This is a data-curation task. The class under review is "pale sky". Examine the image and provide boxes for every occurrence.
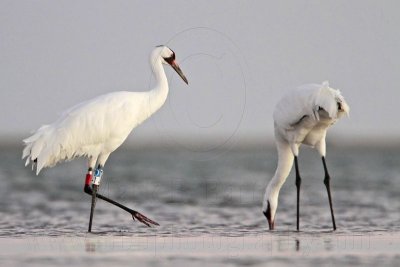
[1,1,399,148]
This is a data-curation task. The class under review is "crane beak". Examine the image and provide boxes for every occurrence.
[263,211,275,230]
[268,219,275,230]
[170,61,188,85]
[263,202,275,230]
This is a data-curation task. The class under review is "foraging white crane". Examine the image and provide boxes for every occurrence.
[22,45,188,232]
[262,81,349,231]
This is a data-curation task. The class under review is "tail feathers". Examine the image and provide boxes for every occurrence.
[22,125,81,175]
[22,125,50,170]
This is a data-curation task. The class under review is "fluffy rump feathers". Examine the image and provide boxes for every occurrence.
[273,81,349,130]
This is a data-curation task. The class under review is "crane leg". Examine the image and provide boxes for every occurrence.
[87,165,103,232]
[322,157,337,231]
[84,167,94,232]
[294,156,301,231]
[83,167,159,228]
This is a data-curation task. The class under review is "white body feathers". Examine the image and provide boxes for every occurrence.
[273,81,349,156]
[23,46,176,174]
[263,81,349,223]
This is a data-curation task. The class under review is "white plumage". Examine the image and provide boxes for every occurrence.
[262,81,349,230]
[273,81,349,156]
[23,45,188,174]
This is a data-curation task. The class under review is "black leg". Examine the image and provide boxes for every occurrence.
[83,169,159,228]
[84,167,94,232]
[88,165,102,232]
[294,156,301,231]
[322,157,337,231]
[88,184,98,232]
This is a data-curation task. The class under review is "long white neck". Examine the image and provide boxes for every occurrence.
[148,58,169,115]
[265,139,294,206]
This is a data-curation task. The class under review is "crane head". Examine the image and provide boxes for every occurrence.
[262,187,278,230]
[262,201,275,230]
[154,45,189,85]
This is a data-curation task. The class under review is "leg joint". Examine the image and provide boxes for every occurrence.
[324,175,330,186]
[295,176,302,187]
[84,184,92,194]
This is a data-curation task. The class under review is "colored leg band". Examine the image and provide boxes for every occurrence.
[92,169,103,186]
[85,173,92,186]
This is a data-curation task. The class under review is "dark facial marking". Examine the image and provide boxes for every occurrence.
[337,102,342,110]
[263,201,272,221]
[163,50,176,65]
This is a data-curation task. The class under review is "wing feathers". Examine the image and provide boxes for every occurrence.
[22,91,144,174]
[274,81,349,129]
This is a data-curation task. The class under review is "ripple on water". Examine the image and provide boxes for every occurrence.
[1,147,400,266]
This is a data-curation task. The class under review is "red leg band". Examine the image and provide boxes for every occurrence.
[85,173,92,186]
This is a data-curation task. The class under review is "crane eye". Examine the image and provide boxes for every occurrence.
[163,52,176,65]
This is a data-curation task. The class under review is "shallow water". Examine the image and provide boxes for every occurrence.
[0,145,399,266]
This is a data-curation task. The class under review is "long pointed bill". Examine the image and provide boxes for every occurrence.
[268,219,275,230]
[263,209,275,230]
[171,61,188,85]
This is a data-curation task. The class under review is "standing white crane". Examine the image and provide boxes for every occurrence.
[22,45,188,232]
[262,81,349,231]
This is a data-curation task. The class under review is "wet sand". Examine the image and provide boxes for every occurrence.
[1,232,399,266]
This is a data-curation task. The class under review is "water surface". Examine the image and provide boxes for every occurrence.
[0,146,399,266]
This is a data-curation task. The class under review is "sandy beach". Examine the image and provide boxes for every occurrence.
[1,232,399,266]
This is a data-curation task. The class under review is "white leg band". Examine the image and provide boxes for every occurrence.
[92,169,103,186]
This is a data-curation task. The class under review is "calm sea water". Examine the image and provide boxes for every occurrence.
[0,145,399,266]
